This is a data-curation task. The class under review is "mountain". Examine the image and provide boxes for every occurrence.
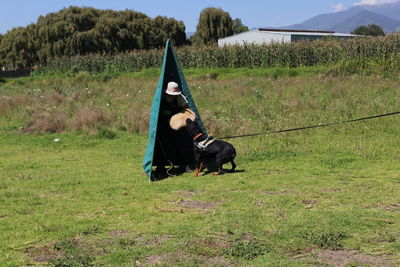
[330,10,400,33]
[361,2,400,21]
[285,7,364,31]
[277,1,400,33]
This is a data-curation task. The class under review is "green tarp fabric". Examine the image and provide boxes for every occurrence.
[142,40,207,181]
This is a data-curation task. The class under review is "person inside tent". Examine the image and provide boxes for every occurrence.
[155,81,195,175]
[163,81,189,116]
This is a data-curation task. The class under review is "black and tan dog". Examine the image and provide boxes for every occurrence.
[185,118,236,177]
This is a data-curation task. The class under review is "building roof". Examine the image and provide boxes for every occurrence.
[218,29,357,41]
[259,28,335,34]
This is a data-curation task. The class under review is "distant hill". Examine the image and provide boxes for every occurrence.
[286,7,364,31]
[330,10,400,33]
[361,2,400,21]
[277,1,400,33]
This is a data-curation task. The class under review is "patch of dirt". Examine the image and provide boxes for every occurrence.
[26,244,62,263]
[135,234,175,247]
[316,249,397,267]
[109,230,130,236]
[384,203,400,212]
[136,252,233,266]
[27,233,176,264]
[322,188,342,193]
[177,199,224,210]
[364,203,400,212]
[301,199,318,209]
[81,238,113,256]
[186,237,231,251]
[178,190,204,198]
[261,189,291,195]
[136,252,174,266]
[198,255,233,266]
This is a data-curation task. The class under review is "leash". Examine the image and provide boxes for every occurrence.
[219,111,400,140]
[156,137,176,177]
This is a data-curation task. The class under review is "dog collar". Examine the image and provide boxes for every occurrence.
[193,133,203,141]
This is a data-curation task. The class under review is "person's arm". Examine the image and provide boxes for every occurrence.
[178,94,189,110]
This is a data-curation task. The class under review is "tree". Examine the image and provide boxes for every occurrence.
[0,6,189,66]
[150,16,187,48]
[190,7,233,46]
[232,18,249,34]
[0,25,37,69]
[351,24,385,37]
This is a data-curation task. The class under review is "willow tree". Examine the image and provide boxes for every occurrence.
[0,6,188,67]
[38,7,188,61]
[151,16,187,48]
[190,7,233,46]
[0,24,37,69]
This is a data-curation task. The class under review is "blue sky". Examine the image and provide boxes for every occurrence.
[0,0,396,34]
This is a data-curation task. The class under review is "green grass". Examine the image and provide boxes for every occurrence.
[1,69,400,266]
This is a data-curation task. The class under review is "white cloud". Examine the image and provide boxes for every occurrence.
[354,0,396,6]
[332,3,346,12]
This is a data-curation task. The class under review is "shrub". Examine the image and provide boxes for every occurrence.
[96,127,117,139]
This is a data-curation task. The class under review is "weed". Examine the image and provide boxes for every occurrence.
[50,239,94,266]
[185,239,225,257]
[224,239,271,260]
[118,238,135,249]
[96,127,117,139]
[301,231,347,250]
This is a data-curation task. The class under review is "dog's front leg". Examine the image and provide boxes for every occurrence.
[194,161,205,177]
[193,152,202,177]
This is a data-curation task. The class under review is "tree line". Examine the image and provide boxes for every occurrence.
[0,6,248,69]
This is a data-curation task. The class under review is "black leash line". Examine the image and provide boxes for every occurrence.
[219,111,400,140]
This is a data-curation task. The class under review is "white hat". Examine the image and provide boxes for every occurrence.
[165,81,181,95]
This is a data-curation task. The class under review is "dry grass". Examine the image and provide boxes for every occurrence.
[0,97,10,115]
[43,91,67,106]
[122,105,150,133]
[24,107,67,133]
[73,107,110,131]
[2,70,400,137]
[0,95,31,115]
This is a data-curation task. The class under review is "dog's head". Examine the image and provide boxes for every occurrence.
[185,118,202,138]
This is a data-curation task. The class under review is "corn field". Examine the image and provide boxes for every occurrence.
[35,34,400,75]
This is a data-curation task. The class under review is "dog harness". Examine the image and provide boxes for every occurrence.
[195,136,216,151]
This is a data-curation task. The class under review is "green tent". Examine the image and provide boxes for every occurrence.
[142,40,207,181]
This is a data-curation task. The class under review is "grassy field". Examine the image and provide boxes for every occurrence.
[1,68,400,266]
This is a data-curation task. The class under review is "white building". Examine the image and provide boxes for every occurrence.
[218,28,357,47]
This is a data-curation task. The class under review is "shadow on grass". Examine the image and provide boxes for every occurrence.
[150,164,245,181]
